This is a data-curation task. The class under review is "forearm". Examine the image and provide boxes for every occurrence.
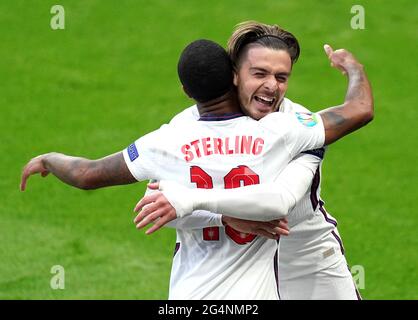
[161,156,317,221]
[190,182,296,221]
[321,64,374,145]
[165,179,303,222]
[191,156,317,221]
[42,152,93,189]
[43,151,136,189]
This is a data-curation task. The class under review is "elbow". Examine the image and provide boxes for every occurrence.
[362,93,375,124]
[351,101,374,127]
[257,190,295,220]
[265,200,291,220]
[361,106,374,126]
[274,208,290,220]
[363,101,374,124]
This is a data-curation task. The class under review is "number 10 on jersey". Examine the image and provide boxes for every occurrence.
[190,166,260,245]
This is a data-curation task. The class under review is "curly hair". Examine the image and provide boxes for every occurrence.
[178,39,233,103]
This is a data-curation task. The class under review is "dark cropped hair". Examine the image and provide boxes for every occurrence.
[177,39,233,103]
[227,20,300,68]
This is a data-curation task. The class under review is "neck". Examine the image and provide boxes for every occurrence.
[196,91,242,117]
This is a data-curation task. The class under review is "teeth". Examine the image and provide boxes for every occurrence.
[259,96,273,103]
[255,96,275,105]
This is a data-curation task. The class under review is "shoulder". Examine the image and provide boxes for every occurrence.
[135,123,175,146]
[278,98,323,130]
[280,97,313,114]
[169,105,199,125]
[260,108,323,137]
[259,110,294,128]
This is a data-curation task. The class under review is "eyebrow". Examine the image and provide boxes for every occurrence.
[249,67,290,77]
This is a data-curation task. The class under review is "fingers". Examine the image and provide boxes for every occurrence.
[145,214,174,235]
[20,164,32,191]
[133,190,178,235]
[324,44,338,69]
[147,182,159,190]
[269,219,289,230]
[135,208,166,230]
[262,224,289,236]
[20,171,28,191]
[255,229,279,240]
[323,44,334,58]
[277,220,289,231]
[135,208,177,234]
[20,156,49,191]
[273,226,289,236]
[323,45,350,75]
[134,193,159,213]
[261,220,289,236]
[134,209,165,229]
[134,202,158,224]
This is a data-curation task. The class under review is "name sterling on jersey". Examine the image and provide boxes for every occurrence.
[181,135,264,162]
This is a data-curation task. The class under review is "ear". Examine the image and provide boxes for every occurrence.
[182,85,192,98]
[233,71,238,87]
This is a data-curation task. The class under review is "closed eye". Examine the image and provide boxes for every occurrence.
[253,72,266,78]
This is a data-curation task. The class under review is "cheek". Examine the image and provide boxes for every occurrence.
[279,83,288,94]
[240,103,252,115]
[241,80,258,97]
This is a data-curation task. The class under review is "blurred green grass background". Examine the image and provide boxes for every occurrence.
[1,0,417,299]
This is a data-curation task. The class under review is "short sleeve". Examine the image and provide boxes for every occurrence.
[122,125,169,181]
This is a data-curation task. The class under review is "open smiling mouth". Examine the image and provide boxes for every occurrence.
[254,95,276,107]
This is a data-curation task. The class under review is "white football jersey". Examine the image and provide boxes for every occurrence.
[170,98,346,283]
[123,110,325,299]
[278,99,344,281]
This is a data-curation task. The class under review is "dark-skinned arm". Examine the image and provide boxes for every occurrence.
[320,44,374,145]
[20,151,136,191]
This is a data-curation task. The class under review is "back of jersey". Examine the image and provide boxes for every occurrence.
[123,111,324,299]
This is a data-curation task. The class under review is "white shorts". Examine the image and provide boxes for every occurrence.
[279,257,361,300]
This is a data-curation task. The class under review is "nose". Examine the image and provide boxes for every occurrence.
[263,75,279,92]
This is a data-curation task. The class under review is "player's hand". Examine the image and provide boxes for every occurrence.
[323,44,362,76]
[20,154,51,191]
[222,216,289,240]
[133,184,177,234]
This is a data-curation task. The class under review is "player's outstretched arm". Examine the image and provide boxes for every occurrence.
[133,153,319,234]
[20,152,136,191]
[144,182,290,238]
[320,44,374,145]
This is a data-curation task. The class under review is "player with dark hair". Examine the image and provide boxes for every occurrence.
[135,21,373,299]
[178,40,233,103]
[21,35,373,299]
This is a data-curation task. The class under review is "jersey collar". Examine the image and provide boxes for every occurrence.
[198,112,245,121]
